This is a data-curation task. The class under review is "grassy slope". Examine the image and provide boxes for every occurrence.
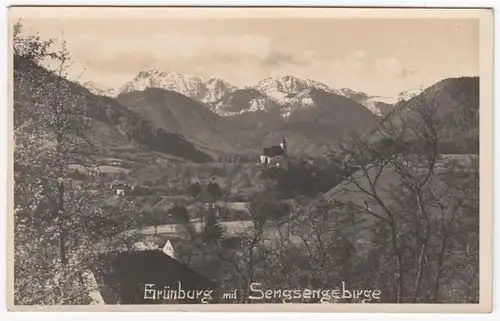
[14,56,212,164]
[322,155,479,242]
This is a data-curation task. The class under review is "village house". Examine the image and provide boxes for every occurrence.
[96,248,217,304]
[109,160,123,167]
[259,138,288,169]
[110,181,132,196]
[162,239,177,259]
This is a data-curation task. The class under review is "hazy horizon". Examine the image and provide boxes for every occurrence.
[11,9,479,97]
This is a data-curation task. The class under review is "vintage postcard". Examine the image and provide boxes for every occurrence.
[6,6,493,313]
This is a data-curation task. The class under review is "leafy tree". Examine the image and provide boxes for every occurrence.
[186,182,201,199]
[202,206,224,244]
[205,194,274,303]
[207,181,223,201]
[169,205,190,224]
[13,21,140,305]
[13,20,56,64]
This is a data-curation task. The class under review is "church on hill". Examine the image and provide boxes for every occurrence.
[258,138,288,169]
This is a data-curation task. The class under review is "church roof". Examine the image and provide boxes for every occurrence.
[262,145,285,157]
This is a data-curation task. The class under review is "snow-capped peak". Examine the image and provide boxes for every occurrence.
[118,70,237,103]
[398,88,423,101]
[280,88,317,117]
[82,81,117,97]
[256,75,334,95]
[334,88,369,100]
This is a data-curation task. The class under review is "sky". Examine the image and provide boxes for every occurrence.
[11,8,480,97]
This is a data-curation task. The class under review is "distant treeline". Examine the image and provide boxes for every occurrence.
[215,154,259,163]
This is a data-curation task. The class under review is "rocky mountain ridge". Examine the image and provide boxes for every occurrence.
[83,71,425,116]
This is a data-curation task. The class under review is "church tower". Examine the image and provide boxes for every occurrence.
[280,138,287,154]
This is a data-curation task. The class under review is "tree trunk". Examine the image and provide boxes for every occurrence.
[433,233,448,302]
[57,181,67,264]
[413,239,429,302]
[390,223,404,303]
[413,191,431,302]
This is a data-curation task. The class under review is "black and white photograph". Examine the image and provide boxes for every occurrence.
[7,6,493,312]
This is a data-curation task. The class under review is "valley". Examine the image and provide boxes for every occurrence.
[12,20,481,305]
[53,62,481,255]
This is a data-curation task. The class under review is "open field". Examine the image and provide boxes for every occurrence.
[68,163,131,174]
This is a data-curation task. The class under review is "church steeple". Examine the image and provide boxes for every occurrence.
[280,138,287,154]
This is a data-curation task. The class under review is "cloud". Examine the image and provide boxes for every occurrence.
[332,50,368,73]
[67,32,312,77]
[18,16,478,98]
[64,32,423,97]
[374,57,416,78]
[375,57,399,74]
[352,50,366,60]
[279,51,423,97]
[262,51,308,67]
[62,31,328,88]
[396,67,417,78]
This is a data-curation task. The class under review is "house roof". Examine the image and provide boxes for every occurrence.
[262,145,285,157]
[95,250,217,304]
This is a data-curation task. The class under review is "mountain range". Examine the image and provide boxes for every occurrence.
[17,58,478,163]
[116,77,381,157]
[113,72,477,157]
[118,69,237,104]
[82,71,422,117]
